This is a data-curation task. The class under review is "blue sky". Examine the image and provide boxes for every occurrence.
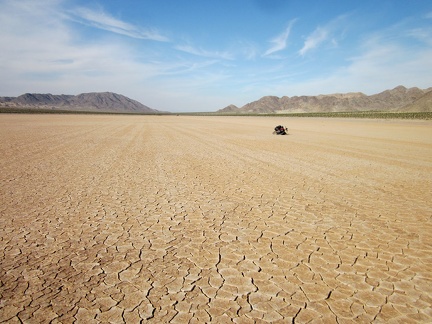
[1,0,431,112]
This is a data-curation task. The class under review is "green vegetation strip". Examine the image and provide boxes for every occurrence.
[0,107,166,116]
[277,111,432,119]
[182,111,432,120]
[1,107,431,119]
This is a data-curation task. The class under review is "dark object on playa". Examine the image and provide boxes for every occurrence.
[273,125,287,135]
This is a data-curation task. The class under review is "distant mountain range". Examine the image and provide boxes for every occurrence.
[218,86,432,113]
[0,92,159,113]
[1,86,431,114]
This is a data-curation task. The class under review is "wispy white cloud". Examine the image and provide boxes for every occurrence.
[154,59,224,76]
[0,1,169,101]
[67,7,169,41]
[263,19,296,56]
[350,28,432,80]
[175,44,234,60]
[299,27,328,56]
[406,27,432,45]
[299,14,348,56]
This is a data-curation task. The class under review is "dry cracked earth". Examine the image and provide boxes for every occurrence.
[0,114,431,323]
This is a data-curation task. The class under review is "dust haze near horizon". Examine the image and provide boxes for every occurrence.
[1,0,431,112]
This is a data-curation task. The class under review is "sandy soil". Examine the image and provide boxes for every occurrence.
[0,114,431,323]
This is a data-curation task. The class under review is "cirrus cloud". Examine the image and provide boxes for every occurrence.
[263,19,297,56]
[67,6,169,41]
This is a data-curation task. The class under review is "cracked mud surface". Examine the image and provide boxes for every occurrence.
[1,114,431,323]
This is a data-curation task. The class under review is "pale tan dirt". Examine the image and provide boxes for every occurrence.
[0,114,431,323]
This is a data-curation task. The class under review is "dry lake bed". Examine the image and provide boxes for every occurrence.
[0,114,431,323]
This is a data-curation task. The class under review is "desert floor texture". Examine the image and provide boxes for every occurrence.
[0,114,431,323]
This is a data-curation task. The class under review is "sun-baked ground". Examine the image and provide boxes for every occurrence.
[1,114,431,323]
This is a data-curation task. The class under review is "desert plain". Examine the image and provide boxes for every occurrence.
[0,114,431,323]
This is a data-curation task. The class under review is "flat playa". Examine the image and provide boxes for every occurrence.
[1,114,431,323]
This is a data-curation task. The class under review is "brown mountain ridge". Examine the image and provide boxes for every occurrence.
[219,86,432,113]
[0,92,159,113]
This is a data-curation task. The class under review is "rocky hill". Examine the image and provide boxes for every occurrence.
[218,86,432,113]
[401,90,432,112]
[0,92,159,113]
[219,104,240,112]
